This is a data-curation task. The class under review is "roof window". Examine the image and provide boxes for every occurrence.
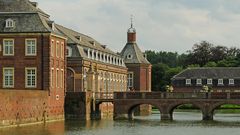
[5,19,15,28]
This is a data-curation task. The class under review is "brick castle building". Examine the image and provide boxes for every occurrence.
[0,0,152,125]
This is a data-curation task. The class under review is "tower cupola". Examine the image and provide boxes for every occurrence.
[127,16,136,43]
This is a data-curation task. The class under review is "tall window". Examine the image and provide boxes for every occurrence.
[25,39,37,56]
[218,79,223,85]
[3,68,14,88]
[229,79,234,85]
[56,41,59,57]
[61,42,64,58]
[25,68,37,88]
[56,69,59,88]
[51,68,54,87]
[51,40,54,57]
[185,79,191,85]
[207,79,212,85]
[3,39,14,56]
[60,69,64,88]
[127,72,134,89]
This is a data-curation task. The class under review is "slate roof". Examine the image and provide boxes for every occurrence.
[0,0,63,36]
[0,0,49,17]
[172,67,240,80]
[120,42,150,64]
[55,24,120,56]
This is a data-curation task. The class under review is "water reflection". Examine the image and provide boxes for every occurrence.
[1,112,240,135]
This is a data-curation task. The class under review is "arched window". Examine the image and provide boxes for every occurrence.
[5,19,14,28]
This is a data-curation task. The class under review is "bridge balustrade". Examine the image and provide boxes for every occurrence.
[114,92,240,99]
[230,92,240,99]
[95,92,113,100]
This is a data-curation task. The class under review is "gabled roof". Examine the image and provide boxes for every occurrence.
[55,24,119,56]
[120,42,150,64]
[172,67,240,80]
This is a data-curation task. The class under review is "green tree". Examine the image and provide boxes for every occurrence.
[204,61,217,67]
[152,63,169,91]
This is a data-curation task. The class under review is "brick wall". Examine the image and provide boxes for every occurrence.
[0,34,50,90]
[0,90,64,127]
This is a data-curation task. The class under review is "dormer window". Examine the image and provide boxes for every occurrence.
[218,79,224,85]
[5,19,14,28]
[229,79,234,85]
[196,79,202,85]
[207,79,212,85]
[186,79,191,85]
[90,41,95,46]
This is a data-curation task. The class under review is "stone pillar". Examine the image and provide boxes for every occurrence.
[161,113,172,121]
[95,71,100,92]
[87,66,95,92]
[202,103,213,120]
[113,102,129,120]
[160,105,172,120]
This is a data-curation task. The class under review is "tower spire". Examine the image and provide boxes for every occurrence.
[131,14,133,28]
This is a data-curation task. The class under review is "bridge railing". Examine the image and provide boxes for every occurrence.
[95,92,114,100]
[114,92,240,99]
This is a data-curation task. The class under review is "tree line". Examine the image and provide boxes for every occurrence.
[145,41,240,91]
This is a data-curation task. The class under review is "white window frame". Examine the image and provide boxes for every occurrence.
[207,79,212,85]
[218,79,224,85]
[127,72,134,88]
[196,79,202,85]
[25,67,37,88]
[61,42,64,58]
[5,19,14,28]
[3,39,14,56]
[56,41,59,58]
[51,68,54,88]
[185,79,191,85]
[25,38,37,56]
[3,67,14,88]
[60,69,64,88]
[56,68,59,88]
[229,79,234,85]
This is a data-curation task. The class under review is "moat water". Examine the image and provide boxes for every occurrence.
[1,111,240,135]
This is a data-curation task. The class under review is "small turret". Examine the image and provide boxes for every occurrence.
[127,15,136,43]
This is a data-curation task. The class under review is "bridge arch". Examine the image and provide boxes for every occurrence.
[209,101,240,121]
[127,102,161,120]
[168,102,204,120]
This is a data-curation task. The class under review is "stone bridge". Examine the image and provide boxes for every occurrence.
[113,92,240,120]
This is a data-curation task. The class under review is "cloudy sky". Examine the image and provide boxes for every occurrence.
[35,0,240,53]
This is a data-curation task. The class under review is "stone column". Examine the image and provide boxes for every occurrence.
[95,71,100,92]
[87,65,95,92]
[202,103,213,120]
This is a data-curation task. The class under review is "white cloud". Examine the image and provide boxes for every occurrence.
[35,0,240,53]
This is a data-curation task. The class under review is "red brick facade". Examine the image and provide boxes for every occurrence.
[0,33,66,127]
